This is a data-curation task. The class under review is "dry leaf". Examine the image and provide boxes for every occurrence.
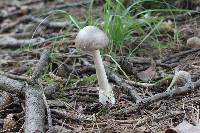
[137,60,156,81]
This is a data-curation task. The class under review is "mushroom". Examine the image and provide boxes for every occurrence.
[75,26,115,105]
[166,70,193,91]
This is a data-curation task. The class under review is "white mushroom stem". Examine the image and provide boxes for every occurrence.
[92,50,115,105]
[93,50,109,91]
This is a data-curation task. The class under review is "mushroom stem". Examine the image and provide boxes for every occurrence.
[93,50,109,91]
[92,50,115,104]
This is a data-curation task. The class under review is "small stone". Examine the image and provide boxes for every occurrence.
[186,36,200,48]
[158,20,173,33]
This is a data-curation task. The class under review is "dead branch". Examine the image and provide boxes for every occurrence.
[0,36,45,47]
[24,88,45,133]
[108,71,142,102]
[0,6,30,20]
[25,15,69,28]
[0,16,27,33]
[51,1,90,10]
[119,79,200,114]
[44,82,60,97]
[24,49,51,132]
[162,48,200,63]
[0,48,60,132]
[0,75,26,94]
[42,92,53,132]
[0,32,40,39]
[166,7,200,21]
[0,71,32,84]
[31,49,50,83]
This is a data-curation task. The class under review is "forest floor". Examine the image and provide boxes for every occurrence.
[1,0,200,133]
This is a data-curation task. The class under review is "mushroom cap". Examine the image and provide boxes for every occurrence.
[75,26,109,51]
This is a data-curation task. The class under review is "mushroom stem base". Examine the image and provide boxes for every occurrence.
[98,85,115,105]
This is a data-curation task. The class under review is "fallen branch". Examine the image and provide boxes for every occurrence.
[0,49,60,132]
[108,71,142,102]
[166,7,200,21]
[25,15,69,28]
[24,49,51,132]
[31,49,50,83]
[162,48,200,63]
[0,16,27,33]
[51,0,91,10]
[0,36,45,48]
[0,75,26,94]
[24,88,45,133]
[119,79,200,114]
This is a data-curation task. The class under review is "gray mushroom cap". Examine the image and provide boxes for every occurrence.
[75,26,109,51]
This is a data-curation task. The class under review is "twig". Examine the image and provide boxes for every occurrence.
[108,71,142,102]
[44,82,60,97]
[162,48,200,62]
[42,92,53,132]
[51,1,91,10]
[0,32,40,39]
[0,36,45,47]
[0,16,27,32]
[0,71,32,84]
[119,79,200,114]
[166,7,200,21]
[0,75,26,94]
[0,48,60,132]
[25,15,69,28]
[24,49,51,133]
[31,49,50,83]
[24,88,45,133]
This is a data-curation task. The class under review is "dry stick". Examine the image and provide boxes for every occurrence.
[0,71,59,90]
[120,79,200,114]
[44,82,60,97]
[31,49,50,83]
[0,32,39,39]
[25,49,51,133]
[0,6,30,19]
[162,48,200,63]
[42,92,53,132]
[25,15,69,28]
[0,14,69,33]
[0,36,45,47]
[107,70,142,102]
[0,75,26,94]
[166,7,200,21]
[0,49,60,132]
[51,0,91,10]
[0,16,27,33]
[0,71,33,84]
[25,87,46,133]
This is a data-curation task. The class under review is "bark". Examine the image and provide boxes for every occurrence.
[31,49,50,82]
[24,87,45,133]
[0,75,25,93]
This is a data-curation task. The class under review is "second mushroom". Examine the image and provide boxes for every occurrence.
[75,26,115,105]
